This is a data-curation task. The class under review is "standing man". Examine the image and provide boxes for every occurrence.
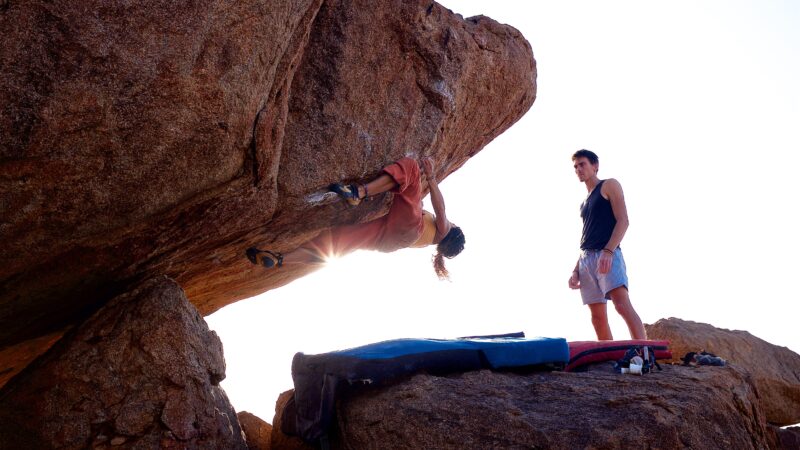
[568,149,646,340]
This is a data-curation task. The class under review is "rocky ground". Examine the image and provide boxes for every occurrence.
[265,317,799,450]
[1,275,797,449]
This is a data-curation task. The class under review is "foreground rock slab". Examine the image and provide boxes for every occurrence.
[776,426,800,450]
[646,317,800,426]
[271,390,314,450]
[327,365,774,449]
[0,276,246,449]
[238,411,273,450]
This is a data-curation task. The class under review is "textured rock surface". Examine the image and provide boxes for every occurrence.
[0,329,63,389]
[272,390,315,450]
[646,317,800,426]
[325,365,775,449]
[0,276,246,449]
[0,0,536,382]
[238,411,273,450]
[775,426,800,450]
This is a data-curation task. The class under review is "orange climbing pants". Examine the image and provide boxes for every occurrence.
[303,157,424,257]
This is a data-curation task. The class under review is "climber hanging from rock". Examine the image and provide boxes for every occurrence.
[246,156,465,279]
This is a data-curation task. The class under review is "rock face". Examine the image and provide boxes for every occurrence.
[271,390,314,450]
[274,365,775,449]
[0,0,536,382]
[0,276,246,449]
[776,426,800,450]
[646,317,800,426]
[238,411,273,450]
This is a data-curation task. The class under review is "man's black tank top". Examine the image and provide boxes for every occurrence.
[580,180,616,250]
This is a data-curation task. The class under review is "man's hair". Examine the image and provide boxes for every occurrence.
[572,149,599,165]
[433,226,465,280]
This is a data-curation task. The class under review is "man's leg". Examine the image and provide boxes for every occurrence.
[359,157,420,197]
[296,220,386,262]
[250,218,386,268]
[359,173,397,198]
[278,246,326,267]
[608,286,647,339]
[248,242,326,269]
[579,251,613,340]
[587,303,613,340]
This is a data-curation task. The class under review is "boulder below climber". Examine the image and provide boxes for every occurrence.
[238,411,273,450]
[272,363,776,449]
[646,317,800,426]
[0,276,246,449]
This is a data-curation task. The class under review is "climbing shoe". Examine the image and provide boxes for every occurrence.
[246,248,283,268]
[329,183,366,206]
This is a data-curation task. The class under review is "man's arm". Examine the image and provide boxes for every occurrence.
[598,178,629,274]
[568,259,581,289]
[421,157,451,241]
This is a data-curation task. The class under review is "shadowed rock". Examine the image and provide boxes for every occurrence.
[0,0,536,383]
[775,426,800,450]
[269,321,799,449]
[646,317,800,426]
[306,365,775,449]
[0,276,245,449]
[272,390,314,450]
[238,411,273,450]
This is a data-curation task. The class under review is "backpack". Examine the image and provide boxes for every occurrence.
[614,345,662,374]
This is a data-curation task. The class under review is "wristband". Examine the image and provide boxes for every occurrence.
[602,248,614,255]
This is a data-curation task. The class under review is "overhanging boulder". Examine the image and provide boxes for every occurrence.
[0,0,536,385]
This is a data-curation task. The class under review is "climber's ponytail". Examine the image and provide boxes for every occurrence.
[432,226,465,280]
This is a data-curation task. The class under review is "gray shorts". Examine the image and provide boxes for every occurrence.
[578,248,629,305]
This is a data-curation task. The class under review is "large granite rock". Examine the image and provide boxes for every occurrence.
[0,276,246,449]
[238,411,273,450]
[0,0,536,384]
[775,426,800,450]
[646,317,800,426]
[272,390,314,450]
[330,365,775,449]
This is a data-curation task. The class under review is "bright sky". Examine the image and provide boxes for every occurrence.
[207,1,800,422]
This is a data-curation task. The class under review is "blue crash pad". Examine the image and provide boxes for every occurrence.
[282,333,569,442]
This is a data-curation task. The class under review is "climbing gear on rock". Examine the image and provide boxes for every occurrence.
[614,345,661,375]
[246,248,284,268]
[681,351,726,367]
